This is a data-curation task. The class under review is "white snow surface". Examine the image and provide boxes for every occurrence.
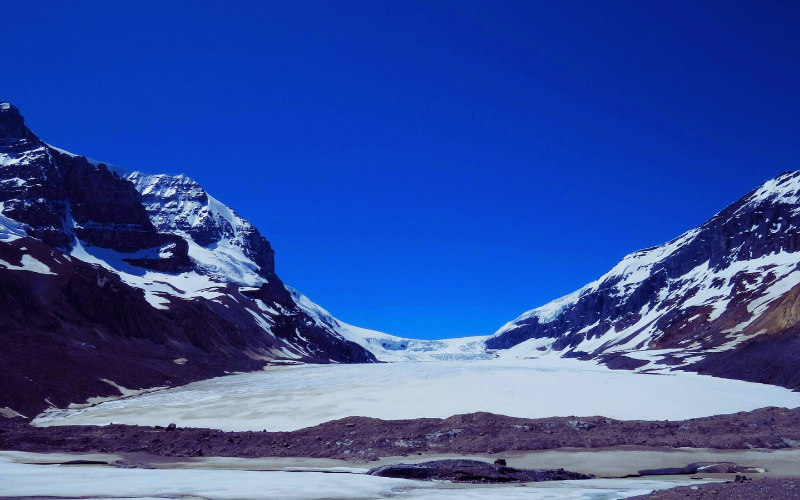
[125,171,268,286]
[737,170,800,216]
[0,202,30,241]
[0,453,708,500]
[0,144,48,168]
[68,237,228,310]
[0,253,56,275]
[33,357,800,432]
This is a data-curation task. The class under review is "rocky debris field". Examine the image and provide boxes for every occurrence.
[627,477,800,499]
[2,406,799,462]
[367,459,594,483]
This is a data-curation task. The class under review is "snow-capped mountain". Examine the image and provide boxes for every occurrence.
[0,101,377,419]
[487,171,800,390]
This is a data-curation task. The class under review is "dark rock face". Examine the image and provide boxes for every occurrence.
[0,101,376,419]
[0,103,37,141]
[599,354,650,371]
[0,237,272,417]
[487,170,800,390]
[0,102,191,270]
[367,459,594,483]
[686,326,800,389]
[1,104,70,249]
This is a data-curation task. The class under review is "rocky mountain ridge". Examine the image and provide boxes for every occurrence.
[487,170,800,390]
[0,101,376,419]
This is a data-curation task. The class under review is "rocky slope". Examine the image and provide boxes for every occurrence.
[0,101,375,420]
[487,170,800,390]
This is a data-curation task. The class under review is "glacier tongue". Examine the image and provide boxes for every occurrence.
[290,288,492,362]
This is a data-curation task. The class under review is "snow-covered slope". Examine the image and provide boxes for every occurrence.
[124,171,275,286]
[488,170,800,390]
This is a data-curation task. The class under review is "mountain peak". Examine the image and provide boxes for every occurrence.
[0,100,38,142]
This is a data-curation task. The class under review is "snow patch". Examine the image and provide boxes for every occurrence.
[0,254,56,275]
[0,407,25,419]
[0,202,30,241]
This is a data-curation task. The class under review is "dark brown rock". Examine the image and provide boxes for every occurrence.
[367,459,593,483]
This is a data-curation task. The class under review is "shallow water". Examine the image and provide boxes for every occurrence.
[0,452,713,500]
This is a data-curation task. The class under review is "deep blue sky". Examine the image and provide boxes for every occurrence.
[2,2,799,339]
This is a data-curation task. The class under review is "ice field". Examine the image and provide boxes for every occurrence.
[34,357,800,432]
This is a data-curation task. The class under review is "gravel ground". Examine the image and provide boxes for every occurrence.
[2,406,799,462]
[627,477,800,499]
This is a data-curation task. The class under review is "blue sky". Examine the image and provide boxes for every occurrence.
[2,1,799,338]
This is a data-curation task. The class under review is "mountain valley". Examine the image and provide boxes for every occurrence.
[2,101,800,500]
